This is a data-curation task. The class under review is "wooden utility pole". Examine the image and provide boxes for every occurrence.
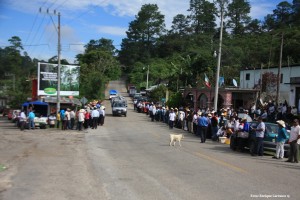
[276,33,284,107]
[57,12,61,114]
[40,8,61,113]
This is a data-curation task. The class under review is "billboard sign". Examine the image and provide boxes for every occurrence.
[37,62,80,96]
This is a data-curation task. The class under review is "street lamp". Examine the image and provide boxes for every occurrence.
[143,65,149,89]
[214,0,225,112]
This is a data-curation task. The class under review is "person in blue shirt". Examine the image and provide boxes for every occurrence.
[28,110,35,130]
[273,120,288,159]
[197,113,209,143]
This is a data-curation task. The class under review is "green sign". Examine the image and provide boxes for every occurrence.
[44,87,57,94]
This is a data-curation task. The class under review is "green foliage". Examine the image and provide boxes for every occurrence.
[2,1,300,108]
[166,92,185,108]
[188,0,217,34]
[227,0,251,35]
[119,4,166,69]
[148,85,167,102]
[77,38,121,99]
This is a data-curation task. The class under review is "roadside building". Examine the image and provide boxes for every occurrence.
[239,64,300,109]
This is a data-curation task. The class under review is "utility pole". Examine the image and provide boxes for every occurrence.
[40,8,61,113]
[57,12,61,114]
[146,65,149,89]
[214,0,225,111]
[276,33,284,107]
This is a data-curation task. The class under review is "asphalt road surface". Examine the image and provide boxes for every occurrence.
[0,79,299,200]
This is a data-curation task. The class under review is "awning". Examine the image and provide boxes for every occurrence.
[22,100,48,107]
[43,97,82,106]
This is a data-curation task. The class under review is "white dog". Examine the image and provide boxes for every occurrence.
[169,134,184,147]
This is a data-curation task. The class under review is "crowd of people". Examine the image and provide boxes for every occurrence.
[55,104,106,131]
[17,101,106,131]
[134,100,299,163]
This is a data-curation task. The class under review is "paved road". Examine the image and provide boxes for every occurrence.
[1,79,299,200]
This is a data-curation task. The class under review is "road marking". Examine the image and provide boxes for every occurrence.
[180,147,248,173]
[194,151,247,173]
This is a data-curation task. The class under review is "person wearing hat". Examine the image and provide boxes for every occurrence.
[272,120,288,159]
[286,119,300,163]
[187,109,193,133]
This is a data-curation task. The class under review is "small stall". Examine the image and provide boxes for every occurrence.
[43,96,82,114]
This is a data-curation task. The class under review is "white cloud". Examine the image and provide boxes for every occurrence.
[95,25,127,37]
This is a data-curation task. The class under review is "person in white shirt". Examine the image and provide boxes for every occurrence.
[77,109,85,131]
[70,110,75,129]
[286,119,300,163]
[291,106,298,116]
[19,110,27,131]
[193,112,198,134]
[99,106,105,126]
[151,105,156,122]
[169,108,176,129]
[252,116,266,156]
[91,107,99,129]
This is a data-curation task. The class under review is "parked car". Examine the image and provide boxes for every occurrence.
[34,116,48,129]
[230,121,290,157]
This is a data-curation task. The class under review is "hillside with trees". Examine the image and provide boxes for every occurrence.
[1,0,299,107]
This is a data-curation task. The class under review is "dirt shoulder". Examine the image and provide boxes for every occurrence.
[0,117,106,200]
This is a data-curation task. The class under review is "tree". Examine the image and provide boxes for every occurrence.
[170,14,191,36]
[226,0,251,35]
[7,36,23,52]
[84,38,116,55]
[48,56,69,65]
[148,85,167,102]
[245,19,263,34]
[292,0,300,25]
[77,38,121,99]
[273,1,293,28]
[188,0,217,34]
[119,4,166,68]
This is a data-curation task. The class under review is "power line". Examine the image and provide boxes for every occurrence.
[29,17,52,56]
[26,13,47,54]
[47,0,59,10]
[62,0,107,26]
[24,0,49,45]
[54,0,69,10]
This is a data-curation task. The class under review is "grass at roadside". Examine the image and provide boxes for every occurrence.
[0,164,7,172]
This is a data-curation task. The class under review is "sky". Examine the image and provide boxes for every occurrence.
[0,0,292,64]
